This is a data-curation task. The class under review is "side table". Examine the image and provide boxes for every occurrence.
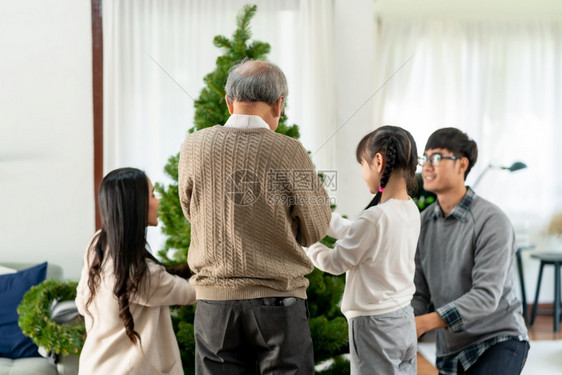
[529,252,562,332]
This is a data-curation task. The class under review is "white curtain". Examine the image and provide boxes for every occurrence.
[293,0,337,172]
[102,0,337,250]
[372,17,562,231]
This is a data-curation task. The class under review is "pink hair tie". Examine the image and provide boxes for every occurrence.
[378,186,384,193]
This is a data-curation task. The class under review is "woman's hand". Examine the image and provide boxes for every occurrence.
[165,263,192,279]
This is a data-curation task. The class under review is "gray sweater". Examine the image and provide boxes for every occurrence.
[412,189,528,357]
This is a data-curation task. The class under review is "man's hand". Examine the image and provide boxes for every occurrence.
[415,312,447,338]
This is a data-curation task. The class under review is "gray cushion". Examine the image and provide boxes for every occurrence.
[0,358,57,375]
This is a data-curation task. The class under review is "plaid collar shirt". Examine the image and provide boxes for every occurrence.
[430,186,475,222]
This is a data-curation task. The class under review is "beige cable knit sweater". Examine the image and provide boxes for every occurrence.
[179,124,331,300]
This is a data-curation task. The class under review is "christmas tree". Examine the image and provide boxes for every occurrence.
[155,5,349,374]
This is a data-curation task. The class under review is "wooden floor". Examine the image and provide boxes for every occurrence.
[417,351,438,375]
[416,314,562,374]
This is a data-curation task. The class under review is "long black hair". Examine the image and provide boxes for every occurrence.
[356,125,418,209]
[85,167,156,345]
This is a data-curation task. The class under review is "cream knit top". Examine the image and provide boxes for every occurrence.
[76,238,196,375]
[178,120,331,300]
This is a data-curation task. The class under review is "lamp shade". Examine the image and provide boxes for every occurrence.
[473,161,527,188]
[507,161,527,172]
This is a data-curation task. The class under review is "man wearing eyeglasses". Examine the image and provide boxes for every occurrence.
[412,127,529,374]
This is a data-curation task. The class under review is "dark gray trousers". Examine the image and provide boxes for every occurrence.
[194,298,314,375]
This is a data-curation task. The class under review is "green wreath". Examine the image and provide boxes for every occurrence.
[18,279,85,356]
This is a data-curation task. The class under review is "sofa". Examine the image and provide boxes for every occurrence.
[0,262,79,375]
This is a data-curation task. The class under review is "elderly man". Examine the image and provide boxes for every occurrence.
[413,127,529,375]
[178,59,331,374]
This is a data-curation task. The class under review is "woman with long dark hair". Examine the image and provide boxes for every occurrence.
[76,168,195,375]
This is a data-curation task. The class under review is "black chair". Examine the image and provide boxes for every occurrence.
[529,252,562,332]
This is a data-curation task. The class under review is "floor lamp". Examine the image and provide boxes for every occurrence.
[472,161,527,189]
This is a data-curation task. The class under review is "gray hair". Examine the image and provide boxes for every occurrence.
[225,59,288,105]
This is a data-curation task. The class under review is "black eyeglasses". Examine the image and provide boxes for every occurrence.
[418,153,459,167]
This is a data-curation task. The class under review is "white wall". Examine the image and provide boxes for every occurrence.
[0,1,94,280]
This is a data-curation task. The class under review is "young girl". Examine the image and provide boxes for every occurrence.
[305,126,420,375]
[76,168,196,375]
